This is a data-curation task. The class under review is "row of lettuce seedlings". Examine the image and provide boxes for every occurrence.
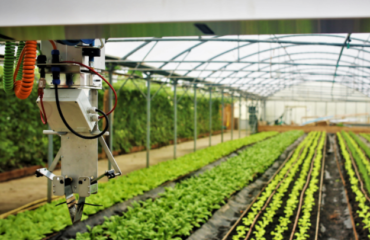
[337,131,370,239]
[0,132,278,240]
[71,131,304,240]
[227,131,326,240]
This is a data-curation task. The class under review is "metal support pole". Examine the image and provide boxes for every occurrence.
[174,80,178,159]
[108,69,113,170]
[221,89,224,143]
[194,84,197,152]
[209,88,212,147]
[246,98,248,136]
[146,73,151,168]
[47,125,53,203]
[231,93,234,140]
[239,95,241,138]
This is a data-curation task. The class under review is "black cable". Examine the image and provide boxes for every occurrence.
[54,84,108,139]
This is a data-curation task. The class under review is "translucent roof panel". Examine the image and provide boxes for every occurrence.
[106,33,370,100]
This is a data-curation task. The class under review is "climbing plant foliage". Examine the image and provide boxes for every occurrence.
[0,72,224,171]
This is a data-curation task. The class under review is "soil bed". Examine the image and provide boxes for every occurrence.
[318,134,355,240]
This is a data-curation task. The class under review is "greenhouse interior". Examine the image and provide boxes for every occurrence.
[1,1,370,239]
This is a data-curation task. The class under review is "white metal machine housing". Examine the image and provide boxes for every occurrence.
[35,39,121,223]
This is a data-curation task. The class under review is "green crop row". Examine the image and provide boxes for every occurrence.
[271,132,323,240]
[233,132,316,240]
[337,132,370,239]
[342,131,370,195]
[0,132,277,240]
[360,133,370,145]
[269,132,322,240]
[295,132,326,240]
[73,131,303,240]
[350,132,370,160]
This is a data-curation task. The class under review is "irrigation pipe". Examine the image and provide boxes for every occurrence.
[343,139,370,202]
[314,134,327,240]
[289,135,321,240]
[243,138,309,240]
[221,142,300,240]
[334,135,359,240]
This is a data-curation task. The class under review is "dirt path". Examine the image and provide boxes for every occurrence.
[319,135,355,240]
[0,130,247,214]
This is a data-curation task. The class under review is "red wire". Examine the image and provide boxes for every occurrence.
[62,61,117,119]
[49,40,57,50]
[39,94,47,124]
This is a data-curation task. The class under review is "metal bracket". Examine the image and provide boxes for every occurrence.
[36,168,56,181]
[98,136,122,177]
[78,177,98,197]
[48,149,61,172]
[52,175,65,196]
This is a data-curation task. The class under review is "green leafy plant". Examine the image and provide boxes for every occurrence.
[0,131,278,240]
[342,131,370,195]
[337,132,370,235]
[294,132,326,239]
[265,132,324,240]
[0,79,225,171]
[233,132,318,240]
[74,131,303,240]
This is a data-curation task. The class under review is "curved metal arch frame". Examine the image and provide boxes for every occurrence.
[183,33,370,78]
[207,44,370,84]
[109,33,370,99]
[222,58,370,97]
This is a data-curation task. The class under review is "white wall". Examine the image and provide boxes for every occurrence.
[265,101,370,125]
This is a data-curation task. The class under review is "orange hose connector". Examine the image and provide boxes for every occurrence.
[14,41,37,100]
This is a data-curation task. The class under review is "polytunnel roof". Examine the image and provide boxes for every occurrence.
[104,33,370,101]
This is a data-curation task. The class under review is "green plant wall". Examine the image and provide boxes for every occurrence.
[0,75,223,172]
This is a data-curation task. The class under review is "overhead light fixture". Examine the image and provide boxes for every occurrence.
[194,23,215,35]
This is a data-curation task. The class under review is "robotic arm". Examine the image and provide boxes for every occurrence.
[3,39,121,223]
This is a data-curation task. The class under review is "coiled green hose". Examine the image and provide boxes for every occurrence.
[3,41,16,93]
[15,41,25,81]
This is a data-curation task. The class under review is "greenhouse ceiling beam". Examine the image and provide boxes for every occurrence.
[331,33,351,97]
[134,69,370,79]
[252,84,370,93]
[249,83,370,96]
[5,0,370,41]
[262,90,368,99]
[121,42,151,60]
[158,35,222,69]
[235,56,370,86]
[262,80,370,97]
[230,56,370,88]
[147,76,370,84]
[107,38,370,48]
[202,43,370,82]
[266,97,370,103]
[215,50,370,85]
[107,56,264,99]
[158,34,370,80]
[226,79,370,86]
[106,60,370,69]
